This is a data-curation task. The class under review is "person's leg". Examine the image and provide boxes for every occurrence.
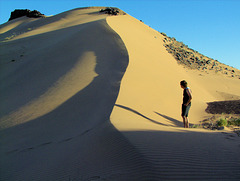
[181,104,186,128]
[185,104,190,128]
[185,116,189,128]
[182,116,189,128]
[182,116,186,128]
[183,103,191,128]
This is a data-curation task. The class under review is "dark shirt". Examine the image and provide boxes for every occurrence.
[183,87,191,105]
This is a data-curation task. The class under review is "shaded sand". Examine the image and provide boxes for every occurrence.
[0,7,240,180]
[0,8,141,180]
[206,100,240,114]
[108,14,240,180]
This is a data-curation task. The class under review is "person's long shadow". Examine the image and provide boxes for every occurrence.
[114,105,192,128]
[154,112,183,127]
[115,104,169,127]
[154,112,194,128]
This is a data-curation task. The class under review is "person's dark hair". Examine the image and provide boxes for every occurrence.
[180,80,188,87]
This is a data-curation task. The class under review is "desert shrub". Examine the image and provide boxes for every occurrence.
[217,118,228,127]
[100,7,120,15]
[228,119,240,126]
[161,32,167,36]
[191,124,200,128]
[236,119,240,126]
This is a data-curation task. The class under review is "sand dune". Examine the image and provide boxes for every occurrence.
[0,8,132,180]
[0,7,240,180]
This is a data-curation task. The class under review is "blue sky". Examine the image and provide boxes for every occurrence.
[0,0,239,69]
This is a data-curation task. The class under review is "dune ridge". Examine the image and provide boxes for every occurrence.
[0,7,240,180]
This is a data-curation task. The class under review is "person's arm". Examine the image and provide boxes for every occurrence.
[185,88,192,106]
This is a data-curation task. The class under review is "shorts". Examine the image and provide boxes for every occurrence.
[182,102,191,117]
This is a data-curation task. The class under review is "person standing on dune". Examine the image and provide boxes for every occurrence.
[180,80,192,128]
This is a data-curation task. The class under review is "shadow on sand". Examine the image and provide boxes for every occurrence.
[115,104,170,127]
[154,112,183,127]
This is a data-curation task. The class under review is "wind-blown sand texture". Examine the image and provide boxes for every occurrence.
[1,7,240,180]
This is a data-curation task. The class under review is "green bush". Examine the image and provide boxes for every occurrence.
[236,119,240,126]
[191,124,200,128]
[217,118,228,127]
[228,119,240,126]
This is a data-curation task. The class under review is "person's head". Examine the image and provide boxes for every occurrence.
[180,80,188,89]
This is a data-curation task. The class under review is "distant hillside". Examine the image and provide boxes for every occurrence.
[160,32,240,79]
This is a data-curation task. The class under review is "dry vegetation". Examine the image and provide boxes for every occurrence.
[195,115,240,136]
[99,7,126,16]
[160,32,240,79]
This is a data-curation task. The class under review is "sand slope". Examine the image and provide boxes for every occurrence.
[108,15,240,180]
[0,7,240,180]
[108,15,240,128]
